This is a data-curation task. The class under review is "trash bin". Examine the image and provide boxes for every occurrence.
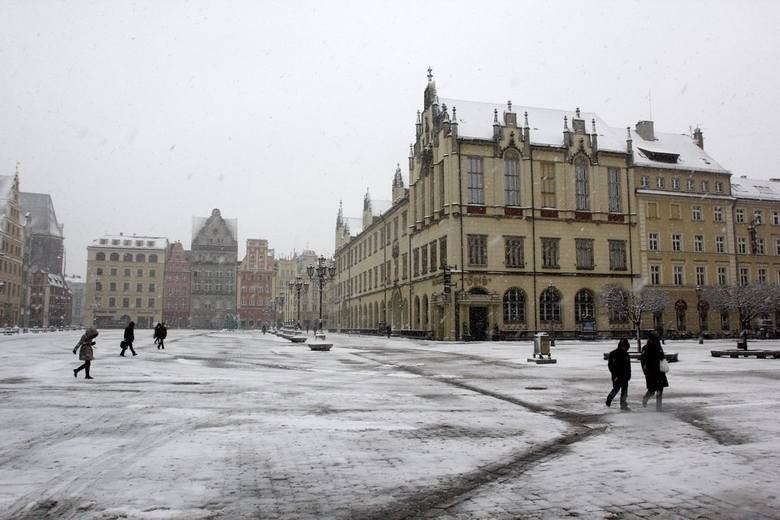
[534,332,551,359]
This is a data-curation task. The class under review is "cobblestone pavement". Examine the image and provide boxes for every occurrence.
[1,331,778,519]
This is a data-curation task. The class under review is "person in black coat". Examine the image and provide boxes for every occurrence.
[606,338,632,410]
[158,322,167,349]
[120,321,137,356]
[641,332,669,411]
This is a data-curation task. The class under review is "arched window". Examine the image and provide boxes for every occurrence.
[504,151,520,206]
[96,252,106,261]
[123,253,133,262]
[575,156,590,210]
[110,253,119,261]
[414,296,420,328]
[135,253,146,263]
[575,289,594,323]
[539,288,561,323]
[503,288,526,323]
[149,254,158,263]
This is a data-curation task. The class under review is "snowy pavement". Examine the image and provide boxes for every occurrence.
[1,331,779,519]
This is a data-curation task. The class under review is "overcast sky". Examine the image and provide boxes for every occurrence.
[1,0,779,277]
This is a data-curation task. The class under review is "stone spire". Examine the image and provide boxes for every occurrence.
[393,163,406,203]
[424,67,438,110]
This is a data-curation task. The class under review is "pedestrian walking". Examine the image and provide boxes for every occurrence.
[606,338,632,411]
[153,322,162,348]
[120,321,137,356]
[158,322,167,349]
[73,327,99,379]
[641,332,669,411]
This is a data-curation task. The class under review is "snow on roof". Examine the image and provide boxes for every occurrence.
[626,129,728,174]
[192,211,237,241]
[730,177,780,201]
[90,235,169,250]
[20,192,64,238]
[371,199,392,217]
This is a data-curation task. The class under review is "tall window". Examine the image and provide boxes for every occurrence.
[640,175,649,188]
[504,236,525,268]
[468,234,487,266]
[696,266,706,286]
[673,265,684,286]
[656,177,665,189]
[439,236,447,269]
[420,245,428,275]
[413,248,419,277]
[429,241,437,272]
[739,267,749,286]
[756,238,766,255]
[575,239,594,269]
[467,157,484,204]
[714,206,723,222]
[692,206,702,221]
[737,237,747,254]
[539,288,561,322]
[650,265,661,285]
[503,288,526,323]
[541,238,560,268]
[574,157,590,210]
[648,233,659,251]
[672,177,680,190]
[541,162,556,207]
[574,289,594,322]
[758,268,768,284]
[717,266,728,286]
[694,235,704,253]
[504,154,520,206]
[716,236,725,253]
[686,178,694,191]
[736,208,745,223]
[672,234,682,251]
[647,202,659,219]
[608,167,621,213]
[609,240,627,271]
[401,253,408,279]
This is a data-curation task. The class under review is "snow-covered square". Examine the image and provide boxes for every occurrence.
[2,330,779,519]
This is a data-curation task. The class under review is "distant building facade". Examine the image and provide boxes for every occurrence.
[65,275,86,326]
[28,271,71,327]
[190,209,238,329]
[237,239,275,328]
[162,241,191,328]
[0,174,24,326]
[274,249,329,329]
[84,235,168,329]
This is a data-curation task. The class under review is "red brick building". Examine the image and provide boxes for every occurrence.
[162,241,191,328]
[238,239,275,328]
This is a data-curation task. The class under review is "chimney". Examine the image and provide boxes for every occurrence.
[635,120,655,141]
[693,126,704,149]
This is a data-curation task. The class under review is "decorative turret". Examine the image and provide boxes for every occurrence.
[504,100,517,127]
[563,116,571,148]
[415,110,422,137]
[693,126,704,149]
[392,163,406,203]
[572,107,586,133]
[591,118,599,153]
[450,106,458,138]
[626,127,634,166]
[362,188,373,229]
[334,200,350,251]
[408,143,414,173]
[423,67,437,110]
[493,108,500,140]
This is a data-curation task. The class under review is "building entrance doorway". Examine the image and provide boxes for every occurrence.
[469,306,488,341]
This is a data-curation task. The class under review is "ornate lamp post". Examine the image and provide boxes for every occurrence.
[306,256,336,330]
[545,282,558,346]
[288,276,308,329]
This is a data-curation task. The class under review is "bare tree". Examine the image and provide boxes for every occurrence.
[702,284,780,346]
[599,284,671,351]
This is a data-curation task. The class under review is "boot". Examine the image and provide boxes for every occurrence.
[73,368,78,378]
[605,395,613,407]
[642,392,650,408]
[656,392,663,412]
[85,365,93,379]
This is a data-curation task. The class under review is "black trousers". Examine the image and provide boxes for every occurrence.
[121,341,136,356]
[607,378,629,407]
[75,360,91,376]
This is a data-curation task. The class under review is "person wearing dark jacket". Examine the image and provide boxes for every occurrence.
[120,321,137,356]
[73,327,99,379]
[153,322,162,347]
[158,322,167,349]
[606,338,632,410]
[641,332,669,411]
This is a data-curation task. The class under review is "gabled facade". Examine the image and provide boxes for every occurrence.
[162,241,191,328]
[0,174,24,326]
[237,239,275,328]
[190,209,238,329]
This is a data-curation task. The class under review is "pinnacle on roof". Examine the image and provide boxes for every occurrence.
[393,163,404,188]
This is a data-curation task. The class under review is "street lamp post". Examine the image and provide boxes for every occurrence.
[306,256,336,331]
[288,276,308,329]
[546,282,557,346]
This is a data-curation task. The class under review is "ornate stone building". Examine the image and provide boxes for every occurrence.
[190,209,237,329]
[65,274,86,326]
[84,235,168,329]
[274,250,331,329]
[0,173,24,326]
[237,239,275,328]
[162,241,191,328]
[332,71,777,340]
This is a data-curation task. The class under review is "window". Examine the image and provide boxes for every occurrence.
[608,168,621,213]
[401,253,408,279]
[773,211,780,225]
[739,267,749,286]
[122,297,129,308]
[672,177,680,190]
[95,281,102,291]
[135,298,142,308]
[503,288,526,323]
[650,265,661,285]
[110,268,117,276]
[575,239,594,269]
[136,283,143,292]
[694,235,704,252]
[717,267,728,286]
[736,208,745,223]
[656,176,665,189]
[686,179,694,191]
[737,237,747,254]
[110,253,119,261]
[647,202,658,219]
[696,266,706,286]
[541,162,556,207]
[609,240,627,270]
[149,254,158,263]
[716,236,725,253]
[135,253,145,262]
[648,233,659,251]
[123,282,129,292]
[539,288,561,322]
[468,235,487,266]
[109,297,116,307]
[574,289,594,322]
[758,268,768,284]
[96,267,103,276]
[776,239,780,256]
[670,204,681,219]
[700,180,709,192]
[692,206,702,221]
[401,212,407,235]
[672,234,682,251]
[467,157,484,204]
[429,241,437,272]
[122,253,132,262]
[96,252,106,261]
[413,248,419,276]
[421,245,428,274]
[755,237,765,255]
[148,298,155,307]
[439,236,447,268]
[640,175,649,188]
[123,268,130,277]
[673,266,684,286]
[754,209,763,224]
[505,236,525,268]
[109,282,116,292]
[149,283,155,292]
[574,157,590,210]
[715,181,723,193]
[541,238,560,269]
[504,154,520,206]
[714,206,723,222]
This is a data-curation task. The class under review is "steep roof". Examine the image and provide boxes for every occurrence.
[20,192,64,238]
[627,129,728,174]
[731,177,780,202]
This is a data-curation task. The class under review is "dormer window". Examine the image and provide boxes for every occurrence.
[638,147,680,163]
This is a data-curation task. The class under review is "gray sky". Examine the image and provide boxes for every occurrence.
[2,1,779,277]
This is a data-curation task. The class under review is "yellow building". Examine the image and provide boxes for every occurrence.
[0,173,24,326]
[84,234,168,329]
[273,250,331,328]
[333,71,780,340]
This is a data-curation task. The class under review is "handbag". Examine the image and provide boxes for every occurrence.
[659,358,670,373]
